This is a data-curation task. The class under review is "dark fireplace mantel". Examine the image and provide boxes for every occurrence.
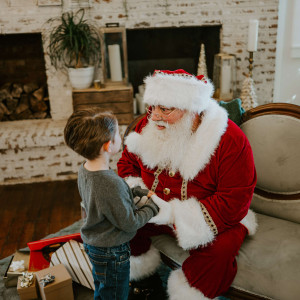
[126,25,221,93]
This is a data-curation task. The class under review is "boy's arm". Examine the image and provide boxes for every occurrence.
[100,180,158,233]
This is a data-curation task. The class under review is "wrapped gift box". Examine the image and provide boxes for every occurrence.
[3,250,30,287]
[17,273,38,300]
[35,264,74,300]
[50,239,95,290]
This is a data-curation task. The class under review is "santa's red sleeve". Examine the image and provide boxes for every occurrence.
[170,122,257,250]
[201,124,257,235]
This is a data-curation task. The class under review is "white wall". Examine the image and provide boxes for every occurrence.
[0,0,280,120]
[274,0,300,105]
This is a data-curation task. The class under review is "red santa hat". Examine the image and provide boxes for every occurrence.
[143,69,214,113]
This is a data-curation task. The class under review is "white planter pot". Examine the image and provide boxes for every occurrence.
[68,66,95,89]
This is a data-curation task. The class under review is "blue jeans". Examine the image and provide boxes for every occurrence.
[84,242,130,300]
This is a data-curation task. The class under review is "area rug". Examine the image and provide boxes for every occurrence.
[0,220,229,300]
[0,219,94,300]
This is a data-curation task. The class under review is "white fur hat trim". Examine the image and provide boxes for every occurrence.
[143,70,214,114]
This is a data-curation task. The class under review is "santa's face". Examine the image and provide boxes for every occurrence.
[136,110,195,171]
[150,105,186,129]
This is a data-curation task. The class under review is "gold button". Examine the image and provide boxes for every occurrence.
[169,170,175,177]
[163,188,170,195]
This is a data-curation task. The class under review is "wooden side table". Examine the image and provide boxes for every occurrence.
[72,84,134,125]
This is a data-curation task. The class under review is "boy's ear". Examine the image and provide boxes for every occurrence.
[103,141,111,152]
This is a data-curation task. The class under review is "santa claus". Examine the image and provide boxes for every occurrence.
[117,69,257,300]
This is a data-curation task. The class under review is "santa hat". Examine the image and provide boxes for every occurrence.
[143,69,214,113]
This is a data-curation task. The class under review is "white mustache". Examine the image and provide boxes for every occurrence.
[152,120,170,128]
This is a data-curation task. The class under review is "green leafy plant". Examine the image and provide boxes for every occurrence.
[47,9,101,69]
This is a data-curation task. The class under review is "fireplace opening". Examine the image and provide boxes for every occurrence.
[126,25,221,94]
[0,33,50,122]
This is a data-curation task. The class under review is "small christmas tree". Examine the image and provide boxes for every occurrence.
[240,76,258,111]
[197,43,208,78]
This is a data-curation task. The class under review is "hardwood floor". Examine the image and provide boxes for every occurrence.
[0,180,81,260]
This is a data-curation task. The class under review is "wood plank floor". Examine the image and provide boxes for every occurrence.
[0,180,81,260]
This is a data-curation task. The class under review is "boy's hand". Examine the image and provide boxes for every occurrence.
[134,196,151,209]
[132,186,151,198]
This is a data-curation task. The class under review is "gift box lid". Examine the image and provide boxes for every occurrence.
[35,264,72,293]
[28,233,81,251]
[28,233,82,272]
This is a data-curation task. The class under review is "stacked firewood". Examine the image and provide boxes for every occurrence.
[0,83,50,121]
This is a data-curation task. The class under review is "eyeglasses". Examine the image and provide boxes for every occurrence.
[148,105,178,117]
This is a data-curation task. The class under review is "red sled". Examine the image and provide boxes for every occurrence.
[27,233,82,271]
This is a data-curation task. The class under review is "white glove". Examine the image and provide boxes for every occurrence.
[148,195,174,225]
[134,196,150,209]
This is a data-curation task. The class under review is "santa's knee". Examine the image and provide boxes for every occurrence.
[169,244,238,299]
[130,245,161,281]
[167,269,211,300]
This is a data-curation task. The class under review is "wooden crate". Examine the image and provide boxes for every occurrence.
[72,84,134,125]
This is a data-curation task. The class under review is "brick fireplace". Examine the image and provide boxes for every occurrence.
[0,0,279,184]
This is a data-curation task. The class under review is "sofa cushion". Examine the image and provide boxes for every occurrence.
[250,193,300,224]
[240,114,300,194]
[151,213,300,300]
[219,98,245,126]
[232,213,300,300]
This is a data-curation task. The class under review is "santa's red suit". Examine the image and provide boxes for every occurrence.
[117,70,257,300]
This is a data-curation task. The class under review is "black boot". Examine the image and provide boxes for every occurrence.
[128,273,168,300]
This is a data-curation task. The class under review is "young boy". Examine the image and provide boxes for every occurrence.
[64,108,159,300]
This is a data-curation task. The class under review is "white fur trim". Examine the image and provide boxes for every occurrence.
[171,197,215,250]
[124,176,147,189]
[179,101,227,180]
[148,194,174,224]
[124,132,140,159]
[240,209,258,235]
[168,269,211,300]
[143,73,214,114]
[125,101,228,181]
[130,245,161,281]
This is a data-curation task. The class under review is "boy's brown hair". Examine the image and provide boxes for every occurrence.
[64,108,118,160]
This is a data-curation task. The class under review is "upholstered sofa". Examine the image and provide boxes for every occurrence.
[126,103,300,300]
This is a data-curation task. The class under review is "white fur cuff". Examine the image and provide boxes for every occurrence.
[124,176,147,189]
[149,195,174,225]
[171,198,215,250]
[240,209,258,235]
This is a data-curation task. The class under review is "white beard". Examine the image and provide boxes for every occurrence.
[135,113,195,172]
[125,100,229,180]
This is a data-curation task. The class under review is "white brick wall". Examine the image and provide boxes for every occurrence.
[0,0,279,184]
[0,119,126,184]
[0,0,279,119]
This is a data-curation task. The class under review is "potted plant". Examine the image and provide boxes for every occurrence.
[47,9,101,89]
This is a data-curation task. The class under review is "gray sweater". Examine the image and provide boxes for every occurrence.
[78,164,158,247]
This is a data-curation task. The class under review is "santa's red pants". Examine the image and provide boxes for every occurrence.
[130,223,247,299]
